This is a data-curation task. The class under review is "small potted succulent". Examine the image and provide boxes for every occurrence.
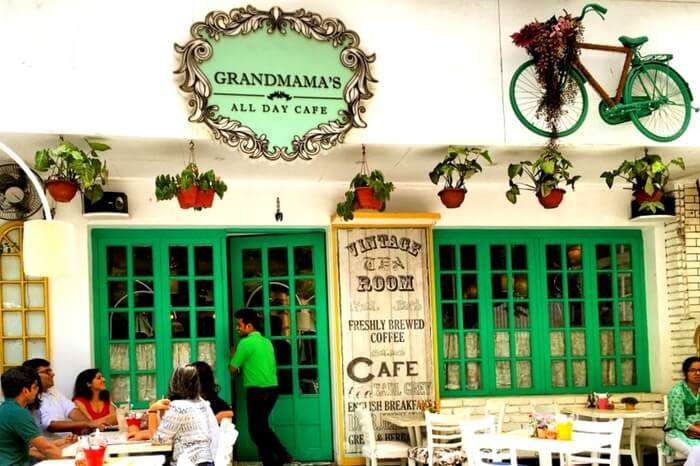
[336,169,394,221]
[506,144,580,209]
[429,146,492,208]
[155,162,227,210]
[601,151,684,215]
[34,137,110,203]
[620,396,639,411]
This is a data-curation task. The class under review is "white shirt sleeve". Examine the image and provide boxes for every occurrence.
[58,390,76,416]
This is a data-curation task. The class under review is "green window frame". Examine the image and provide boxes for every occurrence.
[434,229,649,397]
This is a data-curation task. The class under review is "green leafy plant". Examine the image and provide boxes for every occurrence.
[155,162,227,209]
[601,152,684,213]
[429,146,492,189]
[34,137,110,203]
[506,145,580,203]
[336,169,394,221]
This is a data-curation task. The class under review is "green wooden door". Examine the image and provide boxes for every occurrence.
[230,233,332,461]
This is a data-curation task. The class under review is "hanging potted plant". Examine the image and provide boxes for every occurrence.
[601,150,684,215]
[34,137,110,203]
[429,146,492,208]
[155,162,227,210]
[336,169,394,221]
[506,144,580,209]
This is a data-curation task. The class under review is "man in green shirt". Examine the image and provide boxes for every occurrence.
[0,366,64,465]
[230,308,291,466]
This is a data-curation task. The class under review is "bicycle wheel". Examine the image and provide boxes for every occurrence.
[510,60,588,138]
[624,63,692,142]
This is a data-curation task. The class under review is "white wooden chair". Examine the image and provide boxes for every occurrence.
[633,395,685,466]
[565,418,624,466]
[408,411,469,466]
[357,408,410,466]
[484,400,506,434]
[465,433,521,466]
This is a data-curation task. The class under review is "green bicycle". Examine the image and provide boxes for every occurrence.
[510,3,696,142]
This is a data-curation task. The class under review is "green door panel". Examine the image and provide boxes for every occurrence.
[230,233,332,461]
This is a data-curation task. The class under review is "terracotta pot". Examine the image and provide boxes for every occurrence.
[625,403,636,411]
[354,187,383,211]
[537,188,566,209]
[195,188,215,209]
[633,189,663,204]
[46,180,79,202]
[438,188,467,208]
[176,185,198,209]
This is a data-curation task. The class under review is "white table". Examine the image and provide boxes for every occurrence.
[383,413,425,447]
[37,455,166,466]
[561,406,665,466]
[481,429,609,466]
[61,432,172,458]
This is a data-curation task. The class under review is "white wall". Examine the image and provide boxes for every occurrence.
[1,0,699,145]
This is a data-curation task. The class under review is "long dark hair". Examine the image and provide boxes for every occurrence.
[189,361,219,401]
[168,366,201,401]
[73,369,110,402]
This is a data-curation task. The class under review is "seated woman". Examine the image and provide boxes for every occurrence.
[129,366,218,466]
[72,369,116,426]
[665,356,700,466]
[189,361,234,424]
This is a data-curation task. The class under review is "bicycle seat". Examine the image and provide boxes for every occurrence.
[618,36,648,48]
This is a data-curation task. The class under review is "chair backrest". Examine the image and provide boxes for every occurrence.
[356,408,376,452]
[215,417,239,466]
[484,400,506,433]
[426,411,471,460]
[569,418,624,466]
[464,429,518,466]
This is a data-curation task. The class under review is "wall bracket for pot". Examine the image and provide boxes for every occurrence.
[629,194,676,222]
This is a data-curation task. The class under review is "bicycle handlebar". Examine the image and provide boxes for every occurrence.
[579,3,607,21]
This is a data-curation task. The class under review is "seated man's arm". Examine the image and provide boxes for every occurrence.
[29,435,63,460]
[29,435,76,460]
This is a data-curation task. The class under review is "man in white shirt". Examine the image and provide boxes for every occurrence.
[22,359,107,436]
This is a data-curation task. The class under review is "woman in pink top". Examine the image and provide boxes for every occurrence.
[72,369,116,424]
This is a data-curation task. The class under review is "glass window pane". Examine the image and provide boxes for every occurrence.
[109,312,129,340]
[293,246,313,275]
[514,303,529,328]
[493,303,508,329]
[170,280,190,307]
[621,330,635,355]
[299,368,319,394]
[464,333,479,358]
[197,342,216,367]
[617,244,632,269]
[492,274,508,299]
[297,339,317,365]
[2,284,21,309]
[618,273,633,298]
[466,362,481,390]
[270,311,291,336]
[27,339,46,360]
[600,330,615,356]
[496,361,511,389]
[619,301,634,326]
[172,342,191,367]
[133,247,152,276]
[25,284,44,308]
[490,245,506,269]
[171,312,190,338]
[242,249,262,278]
[462,303,479,329]
[107,246,127,276]
[513,274,528,298]
[137,375,156,402]
[546,245,562,269]
[1,255,20,280]
[602,360,616,386]
[622,360,636,385]
[517,361,532,388]
[549,302,565,328]
[596,245,612,269]
[194,246,213,275]
[568,273,583,299]
[460,245,476,270]
[443,334,459,359]
[296,309,316,335]
[598,302,614,327]
[440,275,456,300]
[570,302,584,327]
[243,281,263,308]
[551,360,566,387]
[2,339,22,364]
[444,363,460,391]
[495,332,510,357]
[550,332,565,357]
[442,303,457,330]
[195,280,214,307]
[439,245,456,270]
[571,331,586,356]
[107,281,127,308]
[461,274,478,299]
[109,344,129,371]
[572,360,587,387]
[295,279,315,305]
[135,312,155,339]
[136,344,156,370]
[26,311,45,336]
[133,280,154,308]
[169,246,188,276]
[2,311,22,337]
[548,273,563,299]
[273,337,293,366]
[567,245,583,270]
[278,369,293,394]
[270,281,290,307]
[512,245,527,269]
[110,375,130,403]
[515,332,530,357]
[196,311,216,338]
[597,273,613,298]
[268,247,289,277]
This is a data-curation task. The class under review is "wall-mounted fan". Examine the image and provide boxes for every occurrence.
[0,163,44,220]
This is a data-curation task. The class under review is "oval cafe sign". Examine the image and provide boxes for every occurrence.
[175,5,376,161]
